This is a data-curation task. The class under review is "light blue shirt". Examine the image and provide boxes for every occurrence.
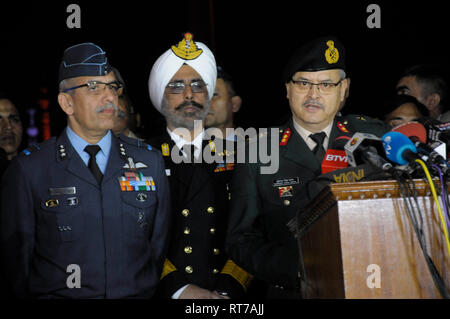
[66,126,112,174]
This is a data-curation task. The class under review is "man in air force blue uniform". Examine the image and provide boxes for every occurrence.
[0,43,171,298]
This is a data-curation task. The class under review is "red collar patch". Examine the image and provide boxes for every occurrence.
[280,128,291,146]
[337,121,350,133]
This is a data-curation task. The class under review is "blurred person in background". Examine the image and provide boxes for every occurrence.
[384,94,428,128]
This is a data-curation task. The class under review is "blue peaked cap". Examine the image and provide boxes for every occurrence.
[59,42,112,83]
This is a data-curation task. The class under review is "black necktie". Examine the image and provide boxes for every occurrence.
[181,144,196,163]
[310,132,327,163]
[84,145,103,184]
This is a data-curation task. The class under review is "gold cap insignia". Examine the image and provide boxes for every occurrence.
[356,115,366,121]
[325,40,339,64]
[171,32,203,60]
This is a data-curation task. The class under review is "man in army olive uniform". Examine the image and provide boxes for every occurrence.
[226,36,390,298]
[148,33,252,299]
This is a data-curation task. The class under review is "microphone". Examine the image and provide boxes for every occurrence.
[308,134,394,202]
[430,140,447,159]
[392,122,447,164]
[319,134,353,174]
[321,149,348,174]
[391,121,427,143]
[419,117,450,150]
[344,132,394,171]
[381,131,420,165]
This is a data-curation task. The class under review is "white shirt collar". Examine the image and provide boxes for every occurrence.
[167,127,205,158]
[292,117,333,151]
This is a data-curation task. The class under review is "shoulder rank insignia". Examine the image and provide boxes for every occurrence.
[171,32,203,60]
[208,140,216,153]
[23,143,40,156]
[161,143,170,156]
[356,115,366,121]
[337,121,350,133]
[325,40,339,64]
[57,145,67,160]
[280,128,291,146]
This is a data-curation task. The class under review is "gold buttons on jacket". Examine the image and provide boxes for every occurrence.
[184,246,193,254]
[184,227,191,235]
[182,209,190,217]
[283,199,290,206]
[213,248,220,255]
[213,269,219,274]
[207,206,215,214]
[185,266,193,274]
[210,228,216,234]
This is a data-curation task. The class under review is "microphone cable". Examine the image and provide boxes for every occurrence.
[432,164,450,236]
[415,159,450,256]
[394,170,427,255]
[394,162,450,298]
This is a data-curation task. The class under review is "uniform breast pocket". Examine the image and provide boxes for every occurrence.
[39,195,84,243]
[121,192,157,239]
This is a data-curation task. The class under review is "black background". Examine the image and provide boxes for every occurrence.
[1,0,449,144]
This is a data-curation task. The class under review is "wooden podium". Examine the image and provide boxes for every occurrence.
[296,180,450,298]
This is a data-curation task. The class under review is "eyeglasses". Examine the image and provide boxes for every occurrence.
[63,80,123,95]
[291,79,342,94]
[166,80,208,94]
[117,110,127,119]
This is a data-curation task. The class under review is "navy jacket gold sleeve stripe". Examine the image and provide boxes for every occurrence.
[149,131,252,298]
[0,131,171,298]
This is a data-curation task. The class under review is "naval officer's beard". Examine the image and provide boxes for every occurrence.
[161,97,210,131]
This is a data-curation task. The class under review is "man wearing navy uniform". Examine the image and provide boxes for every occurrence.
[0,43,171,298]
[148,33,252,299]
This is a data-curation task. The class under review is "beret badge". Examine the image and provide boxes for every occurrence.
[171,32,203,60]
[325,40,339,64]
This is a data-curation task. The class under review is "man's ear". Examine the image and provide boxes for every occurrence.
[285,83,291,100]
[339,78,349,103]
[58,92,74,116]
[425,93,441,110]
[231,95,242,113]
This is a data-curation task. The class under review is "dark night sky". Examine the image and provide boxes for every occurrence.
[1,0,449,144]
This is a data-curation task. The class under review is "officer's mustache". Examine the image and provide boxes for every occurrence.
[303,99,325,110]
[96,103,119,113]
[175,101,204,111]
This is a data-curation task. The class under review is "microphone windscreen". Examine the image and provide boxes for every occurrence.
[381,131,417,165]
[321,149,348,174]
[391,121,427,143]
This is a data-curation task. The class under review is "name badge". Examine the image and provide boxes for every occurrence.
[272,177,300,187]
[48,187,76,196]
